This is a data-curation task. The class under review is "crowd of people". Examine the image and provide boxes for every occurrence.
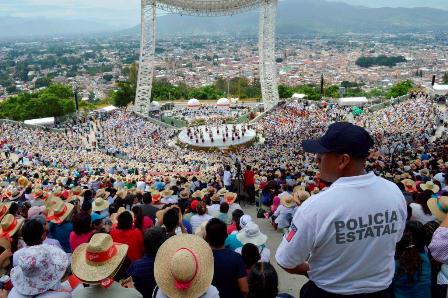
[0,93,446,297]
[165,106,250,125]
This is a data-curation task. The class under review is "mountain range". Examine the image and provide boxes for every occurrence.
[0,17,116,39]
[141,0,448,36]
[2,0,448,39]
[328,0,448,11]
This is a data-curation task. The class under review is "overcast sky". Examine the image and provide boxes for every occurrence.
[0,0,141,27]
[1,0,445,28]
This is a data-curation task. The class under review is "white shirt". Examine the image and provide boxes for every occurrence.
[207,204,221,215]
[273,205,296,229]
[276,172,407,295]
[434,172,446,188]
[409,203,436,224]
[228,203,242,214]
[156,285,219,298]
[136,181,146,191]
[190,214,213,233]
[223,171,232,186]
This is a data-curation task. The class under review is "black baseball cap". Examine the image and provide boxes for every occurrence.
[302,122,374,158]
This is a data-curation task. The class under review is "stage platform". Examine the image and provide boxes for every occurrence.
[178,124,256,148]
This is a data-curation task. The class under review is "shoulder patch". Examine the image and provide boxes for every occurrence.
[286,224,297,242]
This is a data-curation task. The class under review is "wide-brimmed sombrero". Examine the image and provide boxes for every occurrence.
[0,214,24,238]
[428,196,448,222]
[224,192,237,204]
[279,193,295,208]
[47,200,74,224]
[92,198,109,212]
[71,233,128,284]
[420,181,440,194]
[154,234,214,298]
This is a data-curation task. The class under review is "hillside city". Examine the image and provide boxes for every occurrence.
[1,32,448,103]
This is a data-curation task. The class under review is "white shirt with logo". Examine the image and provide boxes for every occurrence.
[276,172,407,295]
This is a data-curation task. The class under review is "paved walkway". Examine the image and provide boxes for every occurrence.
[244,205,306,297]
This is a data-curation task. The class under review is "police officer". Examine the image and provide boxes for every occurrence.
[276,122,407,297]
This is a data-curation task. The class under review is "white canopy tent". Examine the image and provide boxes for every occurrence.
[291,93,307,99]
[187,98,201,108]
[433,84,448,92]
[338,97,368,106]
[217,98,230,107]
[97,105,118,113]
[24,117,55,127]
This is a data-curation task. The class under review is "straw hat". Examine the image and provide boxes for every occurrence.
[237,222,267,246]
[0,214,24,238]
[161,189,174,198]
[115,189,127,199]
[92,198,109,212]
[401,179,417,193]
[293,190,310,203]
[72,233,128,284]
[211,194,221,203]
[71,186,83,196]
[191,190,204,200]
[44,196,61,211]
[179,189,190,200]
[9,188,22,201]
[32,188,45,200]
[110,207,133,225]
[428,196,448,222]
[11,244,69,296]
[279,193,296,208]
[154,234,214,298]
[206,187,216,194]
[47,200,74,224]
[420,181,440,194]
[217,188,228,196]
[0,203,10,221]
[152,192,162,203]
[95,189,110,199]
[224,192,237,205]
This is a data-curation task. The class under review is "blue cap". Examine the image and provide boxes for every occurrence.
[302,122,374,158]
[91,212,106,223]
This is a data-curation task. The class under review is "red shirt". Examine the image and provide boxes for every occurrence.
[69,230,94,253]
[227,223,237,235]
[110,228,144,261]
[243,171,255,186]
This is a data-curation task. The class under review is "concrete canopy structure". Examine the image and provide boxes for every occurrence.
[187,98,201,108]
[134,0,279,115]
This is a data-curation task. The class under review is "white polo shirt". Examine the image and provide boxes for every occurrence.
[276,172,407,295]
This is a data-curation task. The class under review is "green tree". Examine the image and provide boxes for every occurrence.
[103,74,113,82]
[35,77,51,88]
[385,80,413,99]
[112,82,135,107]
[88,91,96,101]
[443,72,448,84]
[276,58,284,63]
[325,85,340,98]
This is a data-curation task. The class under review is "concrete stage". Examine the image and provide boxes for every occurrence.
[178,124,256,148]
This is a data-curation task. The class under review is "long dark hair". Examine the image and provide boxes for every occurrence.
[132,205,144,231]
[396,221,425,283]
[415,190,433,215]
[248,262,278,298]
